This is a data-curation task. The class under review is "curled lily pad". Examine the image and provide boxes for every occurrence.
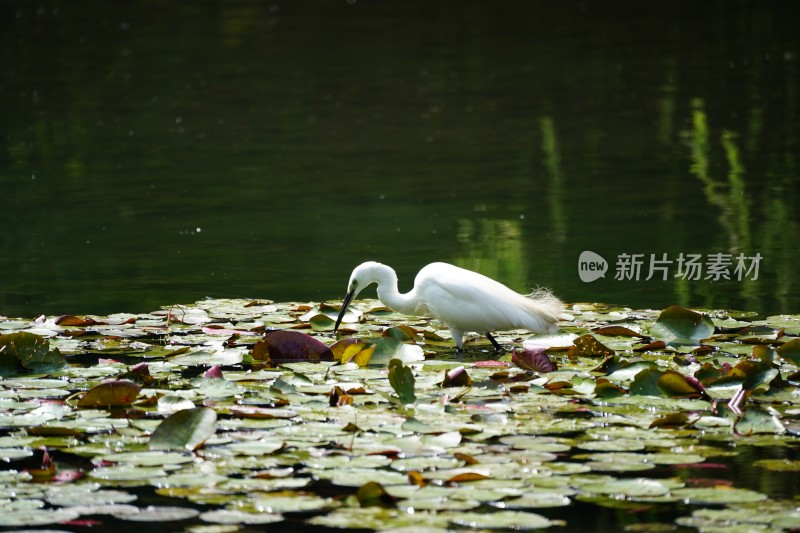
[388,359,416,404]
[149,407,217,451]
[442,366,471,387]
[0,332,66,376]
[776,338,800,364]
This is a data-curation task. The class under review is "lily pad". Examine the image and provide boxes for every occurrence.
[580,478,670,498]
[149,407,218,451]
[77,380,141,408]
[253,330,333,363]
[448,510,553,530]
[0,332,66,376]
[672,486,767,504]
[650,305,714,345]
[199,509,283,524]
[388,359,416,404]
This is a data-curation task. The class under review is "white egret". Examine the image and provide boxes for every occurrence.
[333,261,563,352]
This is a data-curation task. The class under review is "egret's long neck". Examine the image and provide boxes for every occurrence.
[374,266,418,316]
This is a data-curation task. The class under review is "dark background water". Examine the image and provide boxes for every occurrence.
[2,0,798,318]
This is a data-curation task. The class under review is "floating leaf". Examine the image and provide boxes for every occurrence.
[569,334,615,358]
[672,487,767,504]
[253,330,333,364]
[369,337,425,365]
[776,338,800,364]
[633,339,667,352]
[650,305,714,345]
[203,365,224,378]
[55,315,97,327]
[157,395,196,414]
[338,342,377,366]
[199,509,283,524]
[330,338,362,360]
[595,378,627,399]
[308,313,335,331]
[580,478,670,498]
[0,332,66,376]
[592,325,643,337]
[388,359,416,404]
[356,481,396,508]
[77,380,141,408]
[753,458,800,472]
[649,412,690,428]
[442,366,471,387]
[149,407,217,451]
[449,510,553,530]
[115,505,200,522]
[630,368,703,398]
[709,360,779,393]
[512,346,557,373]
[657,370,705,398]
[382,325,419,342]
[230,406,298,419]
[330,385,354,407]
[0,509,80,527]
[735,406,785,435]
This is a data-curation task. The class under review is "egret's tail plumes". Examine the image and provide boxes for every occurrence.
[521,288,564,334]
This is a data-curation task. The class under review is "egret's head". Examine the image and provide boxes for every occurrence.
[334,261,382,333]
[346,261,382,297]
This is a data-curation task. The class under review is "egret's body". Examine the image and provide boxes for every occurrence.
[334,261,563,351]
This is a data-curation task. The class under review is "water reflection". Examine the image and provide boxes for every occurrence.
[0,1,798,317]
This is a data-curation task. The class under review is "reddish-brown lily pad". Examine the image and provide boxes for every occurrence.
[77,380,142,408]
[253,330,334,364]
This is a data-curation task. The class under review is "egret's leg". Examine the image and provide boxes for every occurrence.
[449,327,464,352]
[485,332,505,353]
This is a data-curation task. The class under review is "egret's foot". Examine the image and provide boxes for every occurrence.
[485,332,506,354]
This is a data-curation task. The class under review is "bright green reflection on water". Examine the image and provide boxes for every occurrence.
[1,1,798,318]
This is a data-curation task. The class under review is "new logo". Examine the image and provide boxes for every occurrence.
[578,251,608,282]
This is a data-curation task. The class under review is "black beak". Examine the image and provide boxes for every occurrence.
[334,288,356,333]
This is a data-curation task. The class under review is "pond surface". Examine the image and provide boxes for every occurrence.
[2,299,800,532]
[2,3,799,318]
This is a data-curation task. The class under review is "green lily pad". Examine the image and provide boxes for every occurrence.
[388,359,416,404]
[500,492,571,508]
[0,508,80,526]
[0,332,66,376]
[650,305,714,345]
[580,478,670,497]
[448,510,553,530]
[115,505,200,522]
[753,458,800,471]
[199,509,283,524]
[149,407,218,451]
[672,487,767,504]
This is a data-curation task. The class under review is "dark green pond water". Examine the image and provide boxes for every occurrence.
[2,1,798,318]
